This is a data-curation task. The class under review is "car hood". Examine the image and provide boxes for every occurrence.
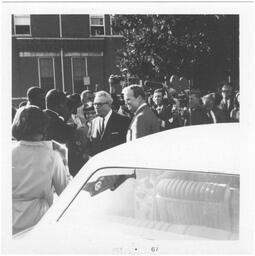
[11,218,203,254]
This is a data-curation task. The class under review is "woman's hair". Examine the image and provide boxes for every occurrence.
[12,105,49,141]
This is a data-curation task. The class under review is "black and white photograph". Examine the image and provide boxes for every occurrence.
[1,1,254,254]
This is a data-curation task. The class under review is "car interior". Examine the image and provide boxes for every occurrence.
[63,167,240,240]
[102,169,240,240]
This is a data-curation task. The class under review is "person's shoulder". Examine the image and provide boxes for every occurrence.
[136,108,154,122]
[113,111,129,120]
[43,109,51,117]
[50,149,65,167]
[44,109,59,121]
[12,140,21,152]
[144,105,159,117]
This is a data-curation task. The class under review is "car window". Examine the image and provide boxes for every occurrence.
[59,167,239,240]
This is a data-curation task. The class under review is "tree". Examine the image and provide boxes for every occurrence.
[112,15,239,92]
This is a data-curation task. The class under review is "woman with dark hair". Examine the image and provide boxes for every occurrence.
[12,105,71,234]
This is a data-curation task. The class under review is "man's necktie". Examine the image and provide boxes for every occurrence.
[100,117,105,136]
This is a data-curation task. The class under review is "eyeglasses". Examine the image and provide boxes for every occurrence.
[93,102,108,108]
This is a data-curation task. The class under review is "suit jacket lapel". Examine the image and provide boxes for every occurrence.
[136,104,147,115]
[129,104,147,129]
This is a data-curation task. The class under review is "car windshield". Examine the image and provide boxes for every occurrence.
[59,167,239,240]
[83,172,136,197]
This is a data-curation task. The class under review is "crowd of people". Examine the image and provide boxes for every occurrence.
[12,74,240,234]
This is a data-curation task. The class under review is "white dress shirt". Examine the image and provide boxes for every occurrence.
[103,109,113,129]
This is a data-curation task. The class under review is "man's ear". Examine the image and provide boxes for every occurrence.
[137,95,143,102]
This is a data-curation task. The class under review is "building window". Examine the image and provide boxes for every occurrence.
[90,15,105,36]
[14,15,31,35]
[71,57,88,94]
[38,58,55,93]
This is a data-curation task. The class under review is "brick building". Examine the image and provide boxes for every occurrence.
[12,14,123,106]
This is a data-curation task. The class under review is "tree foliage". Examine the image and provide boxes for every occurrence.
[112,15,239,90]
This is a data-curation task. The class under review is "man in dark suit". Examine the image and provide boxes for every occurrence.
[123,85,160,141]
[202,93,227,123]
[151,88,179,130]
[218,84,235,122]
[184,89,210,126]
[44,89,74,144]
[89,91,130,156]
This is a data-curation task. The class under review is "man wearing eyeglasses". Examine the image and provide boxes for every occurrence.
[88,91,130,156]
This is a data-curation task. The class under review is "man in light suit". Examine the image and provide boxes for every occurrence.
[123,85,160,142]
[88,91,130,156]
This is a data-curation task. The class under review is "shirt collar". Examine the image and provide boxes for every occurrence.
[19,140,53,150]
[156,105,163,111]
[135,103,147,115]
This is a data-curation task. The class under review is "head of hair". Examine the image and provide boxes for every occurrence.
[66,94,82,115]
[26,87,44,102]
[94,90,113,105]
[81,89,93,99]
[124,84,145,100]
[67,93,82,108]
[45,89,67,111]
[12,105,49,141]
[153,88,164,95]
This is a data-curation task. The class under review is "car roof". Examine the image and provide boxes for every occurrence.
[81,123,240,176]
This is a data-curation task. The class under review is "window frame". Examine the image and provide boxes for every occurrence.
[13,14,31,36]
[71,56,88,93]
[89,14,105,36]
[37,57,56,90]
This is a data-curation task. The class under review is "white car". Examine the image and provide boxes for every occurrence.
[9,124,242,253]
